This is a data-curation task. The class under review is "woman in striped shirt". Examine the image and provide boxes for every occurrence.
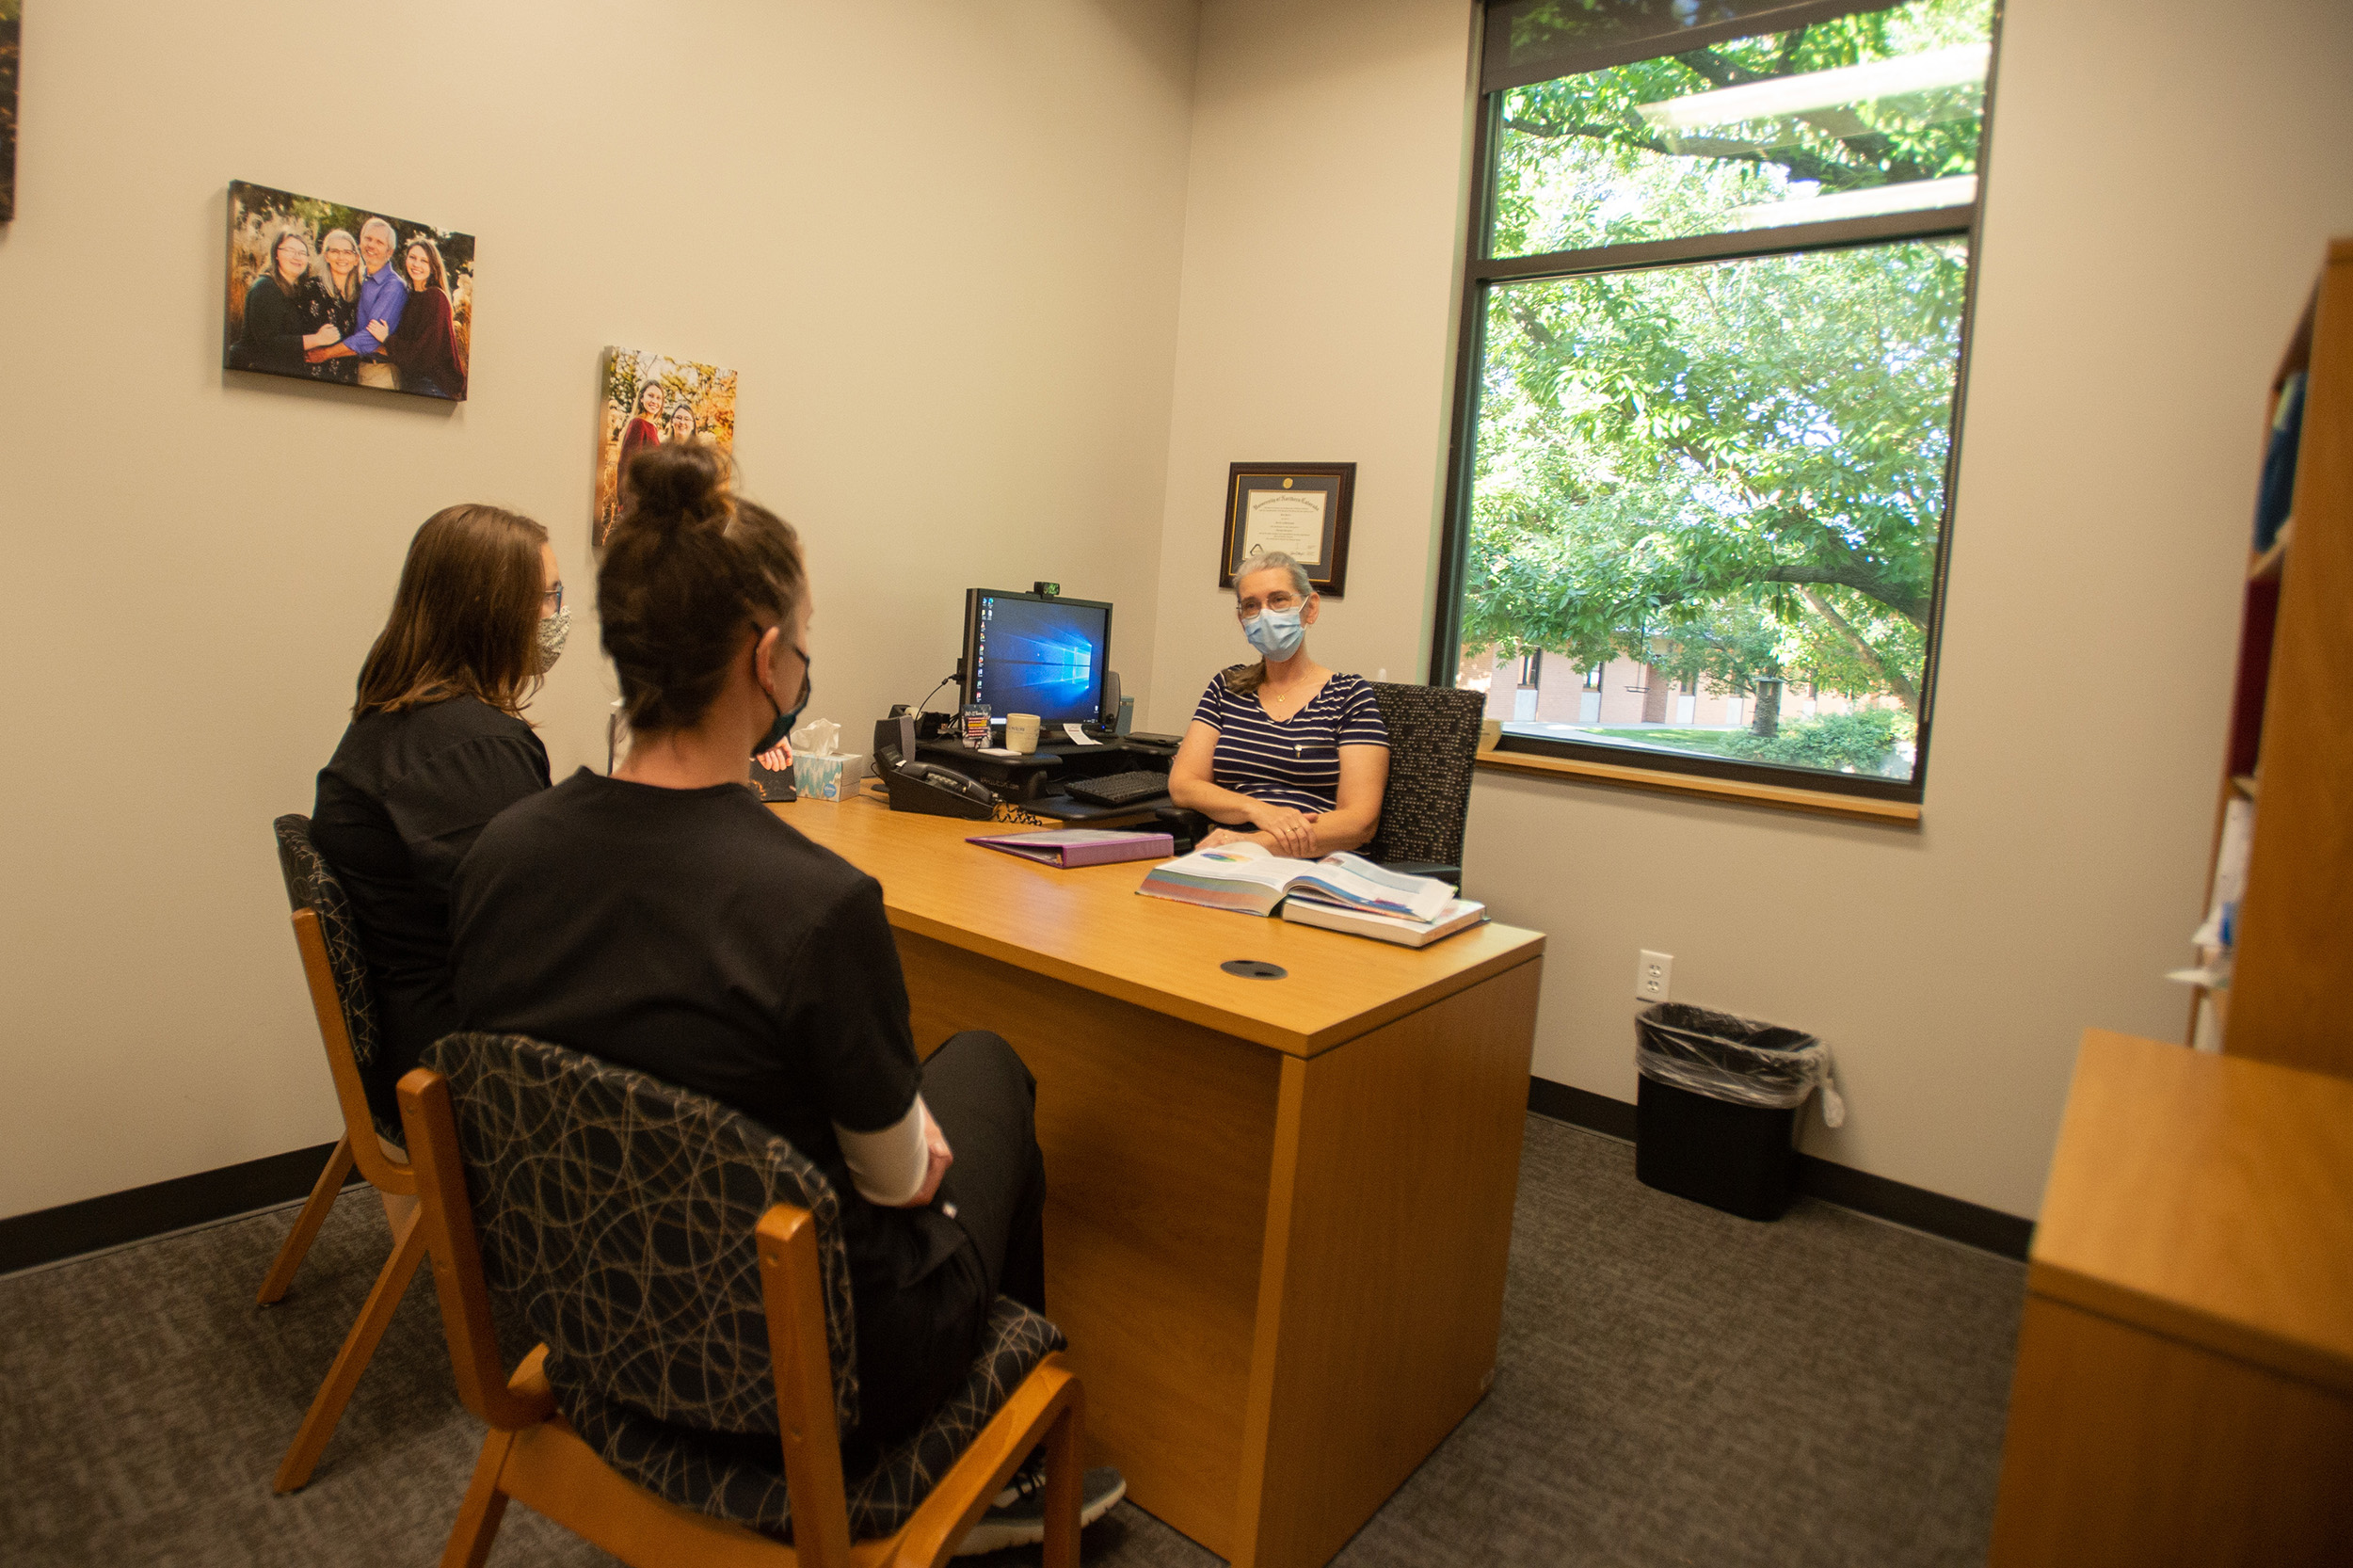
[1168,552,1390,856]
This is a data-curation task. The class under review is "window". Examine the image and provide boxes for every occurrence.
[1433,0,1998,803]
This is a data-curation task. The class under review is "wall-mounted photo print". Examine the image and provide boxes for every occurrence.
[1,1,20,223]
[223,180,474,401]
[597,347,738,545]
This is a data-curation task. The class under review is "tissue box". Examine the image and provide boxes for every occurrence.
[793,751,867,802]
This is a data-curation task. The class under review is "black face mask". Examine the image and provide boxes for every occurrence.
[755,648,810,758]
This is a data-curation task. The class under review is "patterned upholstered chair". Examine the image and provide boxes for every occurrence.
[258,814,432,1493]
[1360,681,1484,888]
[399,1033,1085,1568]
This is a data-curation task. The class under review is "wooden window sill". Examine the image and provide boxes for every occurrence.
[1475,747,1922,825]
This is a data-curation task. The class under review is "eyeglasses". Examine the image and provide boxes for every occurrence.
[543,584,565,615]
[1236,590,1305,620]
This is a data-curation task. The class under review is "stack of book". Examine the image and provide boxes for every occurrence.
[1138,842,1486,948]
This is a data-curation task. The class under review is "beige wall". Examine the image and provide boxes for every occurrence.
[1144,0,2353,1217]
[1144,0,1480,715]
[0,0,1199,1219]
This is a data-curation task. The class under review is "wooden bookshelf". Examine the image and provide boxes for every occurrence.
[2187,239,2353,1080]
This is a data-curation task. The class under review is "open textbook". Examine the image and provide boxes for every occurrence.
[1137,840,1455,922]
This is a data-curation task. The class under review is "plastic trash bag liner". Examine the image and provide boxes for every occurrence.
[1635,1002,1845,1127]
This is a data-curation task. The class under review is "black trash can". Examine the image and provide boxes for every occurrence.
[1633,1003,1833,1222]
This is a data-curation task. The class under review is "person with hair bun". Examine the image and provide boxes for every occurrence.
[1167,552,1390,856]
[312,504,565,1131]
[449,444,1122,1544]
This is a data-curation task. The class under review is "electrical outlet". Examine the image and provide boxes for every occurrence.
[1637,950,1673,1002]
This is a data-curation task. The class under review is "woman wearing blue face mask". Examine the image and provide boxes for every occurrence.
[1167,552,1390,856]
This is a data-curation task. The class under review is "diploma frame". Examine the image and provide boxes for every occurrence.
[1218,461,1356,597]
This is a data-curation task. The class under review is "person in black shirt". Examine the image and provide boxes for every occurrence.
[231,226,344,377]
[312,504,568,1132]
[450,447,1119,1544]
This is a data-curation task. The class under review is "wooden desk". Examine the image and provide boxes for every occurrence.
[1989,1030,2353,1566]
[771,795,1545,1568]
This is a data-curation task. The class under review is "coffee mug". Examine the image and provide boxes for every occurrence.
[1005,712,1041,754]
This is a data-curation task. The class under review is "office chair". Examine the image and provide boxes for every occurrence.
[1359,680,1484,889]
[1153,680,1483,888]
[258,814,431,1493]
[399,1033,1084,1568]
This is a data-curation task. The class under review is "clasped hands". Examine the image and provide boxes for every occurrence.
[1201,803,1320,857]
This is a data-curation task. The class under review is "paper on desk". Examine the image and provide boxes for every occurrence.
[1063,724,1100,746]
[976,746,1023,759]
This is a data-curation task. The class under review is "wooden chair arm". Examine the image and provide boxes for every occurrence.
[758,1203,856,1568]
[884,1354,1084,1568]
[398,1065,549,1432]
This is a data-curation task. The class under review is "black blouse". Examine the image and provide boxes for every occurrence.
[312,696,551,1125]
[298,276,360,384]
[230,272,312,376]
[448,769,956,1374]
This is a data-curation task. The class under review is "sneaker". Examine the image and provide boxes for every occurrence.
[952,1455,1127,1556]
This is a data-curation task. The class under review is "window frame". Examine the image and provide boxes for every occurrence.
[1429,0,2006,808]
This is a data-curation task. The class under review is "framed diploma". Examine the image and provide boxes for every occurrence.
[1219,461,1356,597]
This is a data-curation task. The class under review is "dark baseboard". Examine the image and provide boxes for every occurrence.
[0,1141,361,1277]
[1527,1076,1637,1141]
[1526,1076,2034,1260]
[6,1084,2036,1275]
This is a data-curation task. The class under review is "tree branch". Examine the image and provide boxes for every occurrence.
[1762,562,1928,625]
[1798,585,1918,711]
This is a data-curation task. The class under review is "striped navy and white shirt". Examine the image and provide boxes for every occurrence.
[1192,670,1389,814]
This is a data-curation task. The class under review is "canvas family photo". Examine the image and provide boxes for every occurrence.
[222,180,474,401]
[596,347,737,543]
[1,0,20,223]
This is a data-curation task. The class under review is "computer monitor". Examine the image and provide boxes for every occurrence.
[960,588,1112,729]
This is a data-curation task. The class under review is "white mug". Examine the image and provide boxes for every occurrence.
[1005,712,1041,755]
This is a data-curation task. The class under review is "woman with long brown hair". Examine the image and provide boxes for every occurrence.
[312,504,565,1128]
[447,445,1122,1550]
[376,236,468,399]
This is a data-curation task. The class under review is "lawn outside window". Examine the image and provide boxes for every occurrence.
[1433,0,2003,808]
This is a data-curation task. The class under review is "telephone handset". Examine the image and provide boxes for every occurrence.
[898,758,997,805]
[872,719,1000,821]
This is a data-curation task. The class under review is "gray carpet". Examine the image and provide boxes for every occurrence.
[0,1118,2024,1567]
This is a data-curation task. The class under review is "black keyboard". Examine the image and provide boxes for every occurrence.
[1064,770,1171,807]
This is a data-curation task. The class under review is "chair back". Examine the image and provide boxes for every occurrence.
[273,813,416,1170]
[418,1032,861,1438]
[1361,682,1483,867]
[273,814,384,1076]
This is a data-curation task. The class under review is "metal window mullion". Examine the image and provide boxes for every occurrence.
[1471,205,1976,286]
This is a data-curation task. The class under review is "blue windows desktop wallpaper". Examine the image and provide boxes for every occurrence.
[971,596,1110,725]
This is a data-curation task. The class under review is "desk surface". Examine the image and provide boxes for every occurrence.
[771,793,1544,1058]
[2033,1029,2353,1395]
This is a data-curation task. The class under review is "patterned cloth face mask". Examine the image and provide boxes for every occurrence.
[536,608,571,674]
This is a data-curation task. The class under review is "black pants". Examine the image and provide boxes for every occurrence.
[848,1031,1047,1450]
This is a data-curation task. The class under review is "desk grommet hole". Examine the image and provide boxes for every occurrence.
[1221,959,1289,980]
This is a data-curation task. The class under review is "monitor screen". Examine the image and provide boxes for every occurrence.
[963,589,1112,728]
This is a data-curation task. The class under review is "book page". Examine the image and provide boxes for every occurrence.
[1288,856,1455,922]
[1153,840,1321,892]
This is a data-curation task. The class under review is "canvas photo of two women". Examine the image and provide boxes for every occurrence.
[222,180,473,402]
